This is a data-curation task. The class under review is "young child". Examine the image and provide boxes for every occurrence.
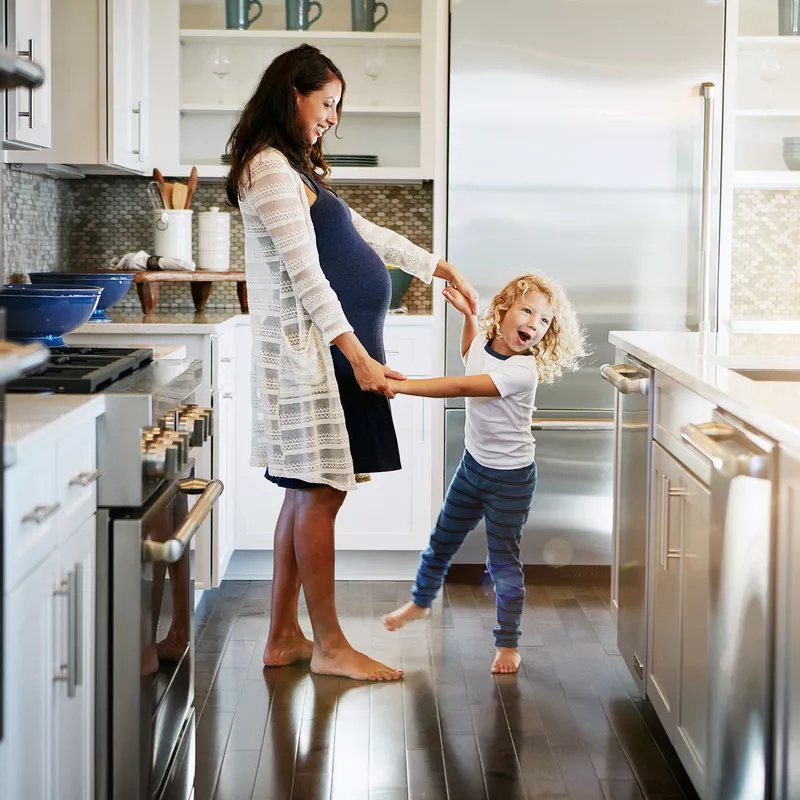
[382,273,586,674]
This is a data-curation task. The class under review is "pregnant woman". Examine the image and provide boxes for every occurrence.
[225,44,477,681]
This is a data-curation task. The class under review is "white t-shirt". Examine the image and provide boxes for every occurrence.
[463,336,539,470]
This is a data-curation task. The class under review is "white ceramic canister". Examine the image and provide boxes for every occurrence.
[153,210,193,263]
[197,207,231,272]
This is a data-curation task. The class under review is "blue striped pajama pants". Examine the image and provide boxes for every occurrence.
[411,450,537,648]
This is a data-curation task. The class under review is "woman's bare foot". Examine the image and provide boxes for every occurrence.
[382,601,431,632]
[141,643,159,677]
[491,647,521,674]
[263,635,314,667]
[311,646,403,681]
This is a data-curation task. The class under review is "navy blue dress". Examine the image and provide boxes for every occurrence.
[265,173,402,489]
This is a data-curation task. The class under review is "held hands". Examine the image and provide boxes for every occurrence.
[442,285,475,316]
[353,356,406,399]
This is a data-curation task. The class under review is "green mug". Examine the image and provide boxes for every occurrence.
[225,0,263,30]
[286,0,323,31]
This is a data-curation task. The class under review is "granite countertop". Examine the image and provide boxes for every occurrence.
[5,395,106,468]
[609,331,800,452]
[70,309,435,335]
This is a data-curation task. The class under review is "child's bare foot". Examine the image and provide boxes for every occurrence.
[156,634,189,664]
[263,635,314,667]
[311,646,403,681]
[491,647,521,674]
[382,601,430,632]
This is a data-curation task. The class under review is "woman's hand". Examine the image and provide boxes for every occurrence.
[352,357,406,398]
[442,285,474,317]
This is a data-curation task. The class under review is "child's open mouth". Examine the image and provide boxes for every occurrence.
[518,330,532,344]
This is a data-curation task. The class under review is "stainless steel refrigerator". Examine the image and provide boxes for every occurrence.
[445,0,724,567]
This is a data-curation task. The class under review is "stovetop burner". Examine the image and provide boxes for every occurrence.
[6,346,154,394]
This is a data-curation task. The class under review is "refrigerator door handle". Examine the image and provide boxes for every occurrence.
[699,81,716,335]
[531,418,614,431]
[600,364,649,395]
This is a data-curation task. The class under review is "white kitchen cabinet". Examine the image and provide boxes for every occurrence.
[212,385,236,583]
[233,320,435,551]
[4,549,58,800]
[108,0,149,171]
[4,0,52,149]
[648,440,710,798]
[9,0,150,173]
[53,516,95,800]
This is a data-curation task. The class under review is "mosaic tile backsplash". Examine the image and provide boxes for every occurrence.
[731,189,800,319]
[2,166,434,313]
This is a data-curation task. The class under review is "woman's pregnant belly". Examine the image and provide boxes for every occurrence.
[311,195,392,374]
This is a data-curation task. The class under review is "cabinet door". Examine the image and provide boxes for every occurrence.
[54,517,96,800]
[336,393,433,550]
[677,466,710,794]
[108,0,149,172]
[647,442,683,731]
[4,550,58,800]
[212,387,236,585]
[5,0,51,148]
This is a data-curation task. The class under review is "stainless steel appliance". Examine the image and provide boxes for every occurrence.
[9,349,222,799]
[600,360,652,694]
[0,334,49,745]
[445,0,725,566]
[681,412,776,800]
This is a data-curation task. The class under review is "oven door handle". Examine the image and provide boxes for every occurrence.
[141,477,224,564]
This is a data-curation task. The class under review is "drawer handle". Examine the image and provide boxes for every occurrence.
[23,503,61,525]
[53,569,77,698]
[69,468,102,488]
[386,350,400,355]
[220,357,233,363]
[222,392,234,399]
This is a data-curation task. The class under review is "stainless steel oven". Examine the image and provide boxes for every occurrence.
[96,463,222,800]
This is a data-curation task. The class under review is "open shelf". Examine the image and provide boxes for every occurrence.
[164,164,426,183]
[180,104,421,116]
[179,29,422,46]
[734,170,800,188]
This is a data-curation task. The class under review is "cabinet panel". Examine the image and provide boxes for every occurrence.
[648,442,683,724]
[678,467,710,790]
[4,550,58,800]
[54,516,96,800]
[108,0,150,171]
[5,0,51,148]
[212,387,236,585]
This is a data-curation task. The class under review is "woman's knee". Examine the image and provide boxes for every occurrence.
[295,485,346,515]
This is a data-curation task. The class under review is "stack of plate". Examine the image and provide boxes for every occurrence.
[221,153,232,165]
[783,137,800,170]
[326,154,378,168]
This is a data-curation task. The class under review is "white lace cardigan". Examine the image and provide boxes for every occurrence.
[239,147,437,491]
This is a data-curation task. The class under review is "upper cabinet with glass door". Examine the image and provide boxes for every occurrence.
[151,0,446,182]
[733,0,800,188]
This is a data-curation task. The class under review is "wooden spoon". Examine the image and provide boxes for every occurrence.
[184,166,198,210]
[171,182,188,212]
[153,168,166,188]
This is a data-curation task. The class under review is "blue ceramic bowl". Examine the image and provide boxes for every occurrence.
[0,285,102,347]
[29,272,135,322]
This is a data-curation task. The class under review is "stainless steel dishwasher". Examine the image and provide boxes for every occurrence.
[601,358,652,694]
[682,412,776,800]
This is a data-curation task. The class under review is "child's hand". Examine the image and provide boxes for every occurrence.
[443,285,474,316]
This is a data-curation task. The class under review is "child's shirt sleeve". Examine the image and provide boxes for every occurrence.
[488,359,539,398]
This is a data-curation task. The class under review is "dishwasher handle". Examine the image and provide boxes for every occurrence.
[681,422,769,479]
[142,477,224,564]
[600,364,649,395]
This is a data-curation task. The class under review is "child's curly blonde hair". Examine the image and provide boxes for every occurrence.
[479,273,588,384]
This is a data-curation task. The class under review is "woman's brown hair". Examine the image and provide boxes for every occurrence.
[224,44,345,208]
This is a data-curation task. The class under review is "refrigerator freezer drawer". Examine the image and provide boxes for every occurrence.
[445,409,614,566]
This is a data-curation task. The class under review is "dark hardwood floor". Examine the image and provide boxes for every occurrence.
[193,580,698,800]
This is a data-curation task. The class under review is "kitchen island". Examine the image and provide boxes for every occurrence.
[608,330,800,800]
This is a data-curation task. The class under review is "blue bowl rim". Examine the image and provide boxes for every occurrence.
[0,284,103,295]
[29,272,135,280]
